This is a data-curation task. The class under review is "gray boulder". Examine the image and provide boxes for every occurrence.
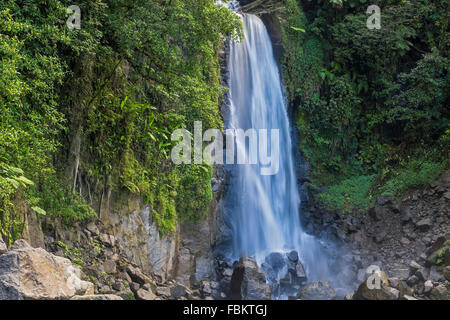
[0,239,94,300]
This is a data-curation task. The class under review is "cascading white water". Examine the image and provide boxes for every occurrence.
[227,13,302,258]
[224,13,341,289]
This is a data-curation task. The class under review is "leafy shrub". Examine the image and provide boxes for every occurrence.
[380,159,448,198]
[283,0,449,207]
[317,175,376,212]
[0,162,44,245]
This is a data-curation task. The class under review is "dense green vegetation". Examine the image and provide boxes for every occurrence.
[0,0,240,242]
[1,0,448,244]
[281,0,449,212]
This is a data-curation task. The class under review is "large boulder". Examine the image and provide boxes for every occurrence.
[296,281,336,300]
[230,257,271,300]
[0,239,94,300]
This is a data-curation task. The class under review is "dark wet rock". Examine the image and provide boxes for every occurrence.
[170,284,187,299]
[407,275,419,286]
[261,262,277,284]
[296,281,336,300]
[279,272,293,290]
[230,257,271,300]
[112,281,124,292]
[415,268,429,281]
[287,250,298,263]
[264,252,286,273]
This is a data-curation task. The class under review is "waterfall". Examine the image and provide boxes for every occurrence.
[223,13,344,292]
[226,13,302,259]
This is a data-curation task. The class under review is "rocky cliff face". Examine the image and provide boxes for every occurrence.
[12,160,228,300]
[301,170,450,300]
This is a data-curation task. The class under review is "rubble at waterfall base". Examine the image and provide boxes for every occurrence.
[299,169,450,300]
[0,170,448,300]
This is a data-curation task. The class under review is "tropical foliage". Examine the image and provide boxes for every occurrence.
[0,0,240,242]
[282,0,449,211]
